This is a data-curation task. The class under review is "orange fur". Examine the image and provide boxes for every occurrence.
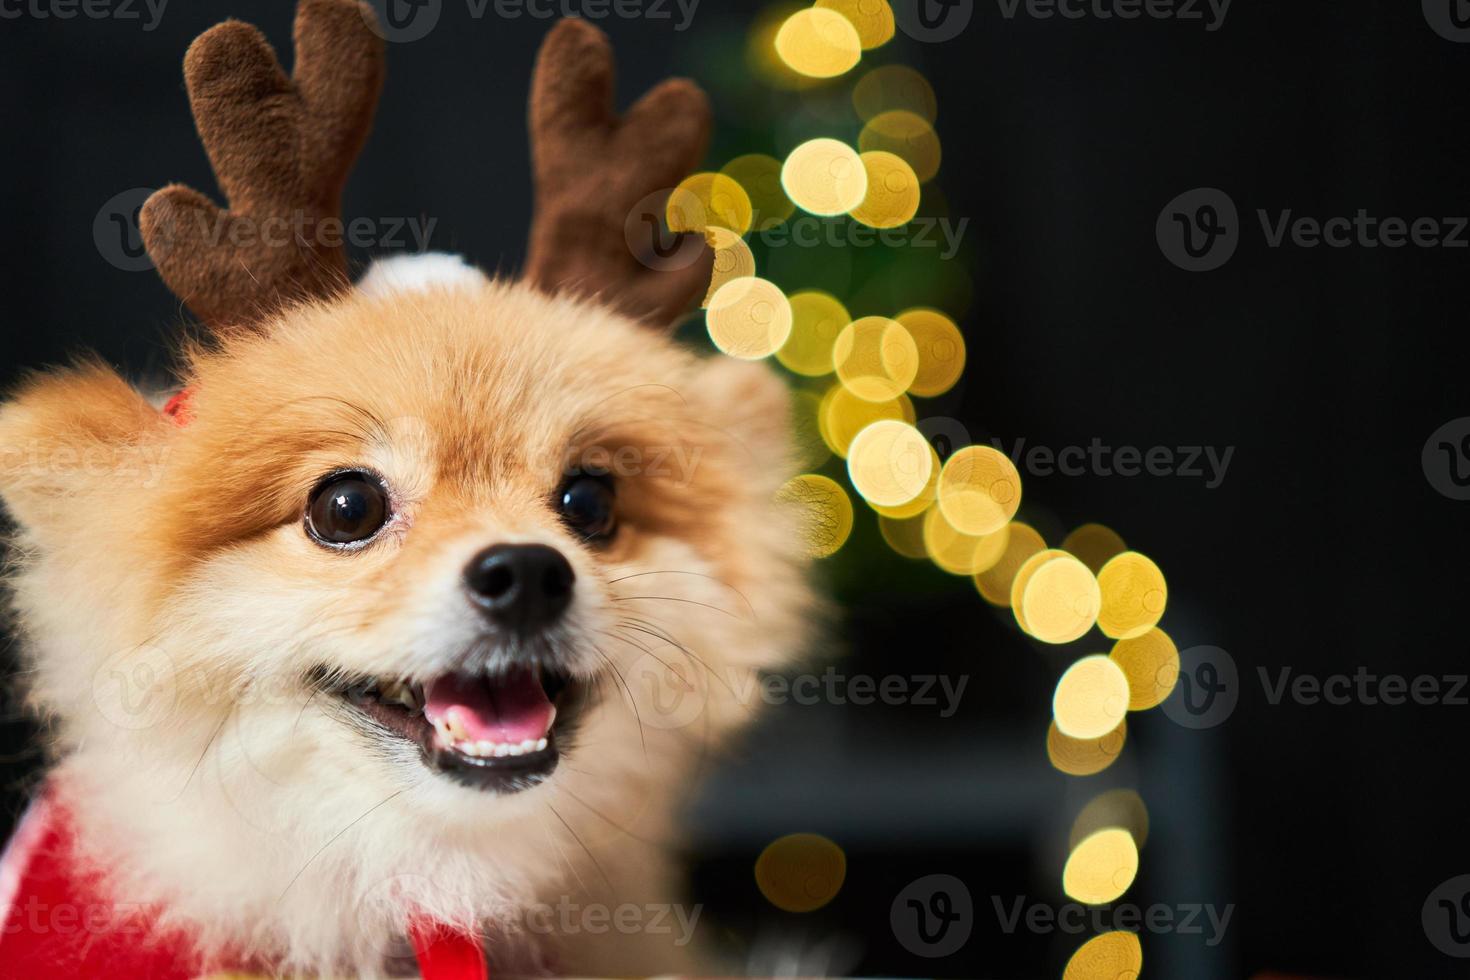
[0,273,813,976]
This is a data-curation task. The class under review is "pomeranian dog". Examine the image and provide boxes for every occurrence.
[0,4,811,977]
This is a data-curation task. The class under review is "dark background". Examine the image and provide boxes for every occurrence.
[3,0,1468,976]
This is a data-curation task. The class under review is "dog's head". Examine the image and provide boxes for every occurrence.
[0,261,808,818]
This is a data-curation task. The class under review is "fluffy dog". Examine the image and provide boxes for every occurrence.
[0,5,812,977]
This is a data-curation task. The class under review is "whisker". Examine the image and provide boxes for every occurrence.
[605,570,756,618]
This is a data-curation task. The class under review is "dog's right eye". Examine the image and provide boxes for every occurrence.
[306,472,390,548]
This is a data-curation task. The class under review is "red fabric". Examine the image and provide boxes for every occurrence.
[160,387,194,426]
[410,915,490,980]
[0,786,488,979]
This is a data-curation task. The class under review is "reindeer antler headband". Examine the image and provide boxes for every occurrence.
[140,0,713,331]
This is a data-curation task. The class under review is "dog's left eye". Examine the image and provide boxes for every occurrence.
[558,474,616,540]
[306,472,390,547]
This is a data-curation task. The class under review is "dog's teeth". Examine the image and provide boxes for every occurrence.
[535,737,548,752]
[519,739,536,754]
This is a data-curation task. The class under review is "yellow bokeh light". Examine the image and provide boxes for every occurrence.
[1062,828,1139,905]
[937,445,1022,536]
[859,109,942,183]
[774,8,862,79]
[1069,788,1150,851]
[1020,554,1101,645]
[896,308,965,397]
[1109,627,1180,710]
[1063,930,1143,980]
[777,290,850,377]
[1096,551,1168,640]
[776,474,854,558]
[754,832,848,913]
[1010,548,1068,633]
[1046,719,1126,777]
[814,0,895,49]
[924,506,1009,576]
[782,138,869,216]
[748,4,822,90]
[853,64,938,123]
[721,153,797,231]
[868,446,938,518]
[847,420,934,508]
[833,315,919,402]
[817,384,914,458]
[667,172,753,235]
[702,227,756,308]
[974,521,1046,606]
[1062,523,1128,575]
[879,511,929,559]
[790,389,831,471]
[1053,654,1131,740]
[849,151,921,229]
[706,277,793,360]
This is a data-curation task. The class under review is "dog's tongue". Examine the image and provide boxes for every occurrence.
[423,668,554,744]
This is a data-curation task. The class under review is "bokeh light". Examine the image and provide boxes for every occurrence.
[852,64,938,123]
[974,521,1046,606]
[1062,522,1128,575]
[924,506,1009,576]
[702,227,757,307]
[1063,930,1143,980]
[833,315,919,402]
[1010,548,1069,633]
[847,420,934,507]
[878,511,929,559]
[814,0,895,49]
[721,153,797,230]
[1046,719,1126,777]
[776,474,854,558]
[754,832,848,912]
[1062,828,1139,905]
[774,8,862,79]
[867,447,938,518]
[895,308,965,397]
[817,384,914,457]
[776,290,850,376]
[790,389,831,470]
[859,109,942,183]
[937,445,1022,536]
[1096,551,1168,639]
[1109,627,1180,710]
[782,138,869,215]
[667,172,754,235]
[706,277,793,359]
[1052,654,1131,740]
[1018,554,1101,645]
[1070,788,1150,851]
[849,151,921,229]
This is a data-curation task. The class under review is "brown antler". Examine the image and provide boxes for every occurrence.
[525,19,715,328]
[140,0,384,329]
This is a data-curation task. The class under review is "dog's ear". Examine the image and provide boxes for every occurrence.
[0,365,167,542]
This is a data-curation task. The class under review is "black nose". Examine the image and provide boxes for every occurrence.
[463,543,575,630]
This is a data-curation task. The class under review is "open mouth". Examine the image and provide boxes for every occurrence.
[320,665,585,793]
